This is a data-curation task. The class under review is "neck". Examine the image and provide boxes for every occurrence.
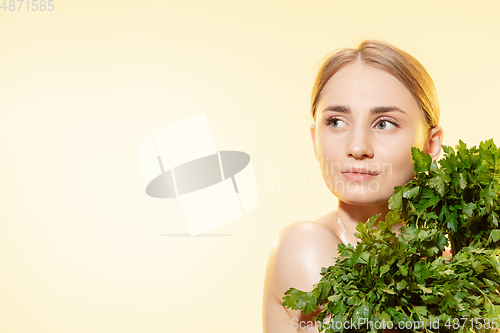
[337,200,391,227]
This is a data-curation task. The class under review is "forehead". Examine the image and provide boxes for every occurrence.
[317,61,422,116]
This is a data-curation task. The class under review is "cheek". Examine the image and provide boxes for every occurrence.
[316,134,341,160]
[315,142,342,180]
[378,145,416,182]
[376,132,415,162]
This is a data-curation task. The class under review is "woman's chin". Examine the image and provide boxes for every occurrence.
[335,191,391,206]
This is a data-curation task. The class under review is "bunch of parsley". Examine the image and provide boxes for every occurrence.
[283,139,500,333]
[391,139,500,255]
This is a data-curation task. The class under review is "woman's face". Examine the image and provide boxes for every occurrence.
[311,61,429,204]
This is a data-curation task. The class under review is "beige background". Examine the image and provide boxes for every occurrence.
[1,1,499,332]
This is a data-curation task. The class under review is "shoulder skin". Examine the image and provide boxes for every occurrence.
[263,221,342,332]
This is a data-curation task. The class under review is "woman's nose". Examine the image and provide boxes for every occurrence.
[346,128,374,159]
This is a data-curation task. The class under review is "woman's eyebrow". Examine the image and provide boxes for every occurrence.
[322,105,407,115]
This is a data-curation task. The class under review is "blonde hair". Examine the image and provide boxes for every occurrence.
[311,40,439,131]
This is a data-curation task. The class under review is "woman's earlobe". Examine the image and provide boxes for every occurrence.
[425,125,444,160]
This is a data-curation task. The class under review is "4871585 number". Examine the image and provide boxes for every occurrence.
[444,317,500,330]
[1,0,54,11]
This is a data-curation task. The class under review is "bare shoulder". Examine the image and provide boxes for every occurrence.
[277,220,340,248]
[268,221,341,294]
[263,221,342,332]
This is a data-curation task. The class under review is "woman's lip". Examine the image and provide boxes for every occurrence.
[341,172,378,181]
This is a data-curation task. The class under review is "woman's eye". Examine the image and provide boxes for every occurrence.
[326,117,347,128]
[375,120,398,130]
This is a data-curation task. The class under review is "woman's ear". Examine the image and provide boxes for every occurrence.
[310,122,318,161]
[425,125,444,160]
